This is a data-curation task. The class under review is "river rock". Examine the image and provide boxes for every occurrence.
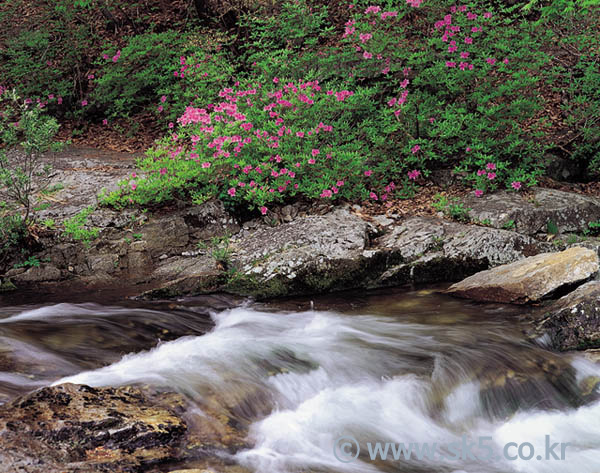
[374,217,551,286]
[0,383,187,472]
[464,188,600,235]
[446,247,599,304]
[227,206,373,298]
[534,281,600,351]
[11,264,62,283]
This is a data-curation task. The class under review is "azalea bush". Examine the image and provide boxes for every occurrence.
[101,78,398,212]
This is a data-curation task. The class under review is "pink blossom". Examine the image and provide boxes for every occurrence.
[337,180,345,186]
[411,145,421,154]
[260,206,268,215]
[131,183,137,191]
[466,147,472,152]
[408,170,421,180]
[464,37,473,44]
[511,181,522,190]
[477,169,486,176]
[363,51,373,59]
[486,162,496,170]
[474,189,484,197]
[161,95,167,103]
[81,100,88,106]
[312,149,320,157]
[486,57,496,65]
[227,187,236,196]
[369,192,378,200]
[308,158,316,164]
[320,189,333,198]
[202,162,211,168]
[102,119,108,125]
[364,170,373,177]
[487,172,496,180]
[160,168,167,175]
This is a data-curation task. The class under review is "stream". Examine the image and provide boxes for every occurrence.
[1,287,599,472]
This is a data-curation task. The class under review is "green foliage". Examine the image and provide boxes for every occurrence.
[0,214,26,266]
[546,219,559,235]
[432,194,471,222]
[63,206,99,244]
[502,219,516,230]
[92,30,234,123]
[13,256,41,269]
[0,90,62,222]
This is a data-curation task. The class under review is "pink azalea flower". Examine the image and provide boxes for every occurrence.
[161,95,167,103]
[411,145,421,154]
[364,170,373,177]
[102,119,108,125]
[369,192,378,200]
[486,162,496,170]
[474,189,484,197]
[202,162,211,168]
[228,187,236,196]
[312,149,320,157]
[464,37,473,44]
[81,100,88,106]
[308,158,316,164]
[408,170,421,180]
[363,51,373,59]
[487,172,496,180]
[511,181,522,190]
[131,183,137,191]
[337,180,345,186]
[260,206,268,215]
[160,168,167,175]
[477,169,486,176]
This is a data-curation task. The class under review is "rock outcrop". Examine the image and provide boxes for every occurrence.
[463,188,600,235]
[446,247,599,304]
[532,281,600,351]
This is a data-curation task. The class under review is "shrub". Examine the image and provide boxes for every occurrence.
[0,89,63,222]
[92,30,235,124]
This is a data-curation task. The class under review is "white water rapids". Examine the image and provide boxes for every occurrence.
[37,302,599,473]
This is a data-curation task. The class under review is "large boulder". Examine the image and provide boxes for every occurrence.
[446,247,599,304]
[374,217,552,286]
[533,281,600,351]
[226,207,375,298]
[463,188,600,235]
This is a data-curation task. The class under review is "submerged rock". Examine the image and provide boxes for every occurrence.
[533,281,600,351]
[446,247,599,304]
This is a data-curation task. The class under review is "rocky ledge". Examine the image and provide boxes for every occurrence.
[2,148,600,303]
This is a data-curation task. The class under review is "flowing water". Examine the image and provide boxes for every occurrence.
[1,287,599,472]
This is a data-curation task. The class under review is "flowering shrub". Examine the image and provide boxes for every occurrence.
[101,78,393,212]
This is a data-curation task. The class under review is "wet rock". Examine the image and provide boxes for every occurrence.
[184,200,240,241]
[0,383,187,472]
[227,207,375,298]
[11,264,62,283]
[446,247,599,304]
[375,217,551,286]
[139,255,223,299]
[142,215,190,257]
[533,281,600,350]
[464,188,600,235]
